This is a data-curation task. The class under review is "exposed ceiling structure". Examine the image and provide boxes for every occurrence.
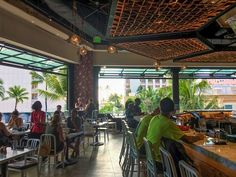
[5,0,236,66]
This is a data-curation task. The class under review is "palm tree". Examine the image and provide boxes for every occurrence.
[0,78,5,99]
[5,86,29,110]
[135,79,219,112]
[30,70,67,112]
[179,80,219,110]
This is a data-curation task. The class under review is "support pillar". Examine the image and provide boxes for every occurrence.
[93,67,100,109]
[67,64,74,111]
[171,68,180,111]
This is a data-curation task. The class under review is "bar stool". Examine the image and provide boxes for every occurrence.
[121,124,131,176]
[159,146,178,177]
[143,138,163,177]
[119,120,128,164]
[179,160,201,177]
[125,131,146,177]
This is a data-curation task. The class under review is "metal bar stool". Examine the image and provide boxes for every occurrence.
[179,160,201,177]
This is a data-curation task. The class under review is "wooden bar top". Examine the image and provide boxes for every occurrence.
[189,138,236,170]
[183,136,236,177]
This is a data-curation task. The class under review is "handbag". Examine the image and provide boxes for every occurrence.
[38,143,50,156]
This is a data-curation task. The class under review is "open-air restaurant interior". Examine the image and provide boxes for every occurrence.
[2,0,236,177]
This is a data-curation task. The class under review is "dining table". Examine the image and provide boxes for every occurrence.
[0,147,35,177]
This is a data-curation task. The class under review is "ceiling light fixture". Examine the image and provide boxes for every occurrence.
[107,46,117,54]
[70,34,81,46]
[79,46,88,56]
[154,62,161,70]
[182,65,187,70]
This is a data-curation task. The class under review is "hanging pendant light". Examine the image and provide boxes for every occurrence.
[70,34,81,46]
[79,46,88,56]
[107,45,117,54]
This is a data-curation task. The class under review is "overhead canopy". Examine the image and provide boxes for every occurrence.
[4,0,236,67]
[99,67,236,79]
[0,43,67,75]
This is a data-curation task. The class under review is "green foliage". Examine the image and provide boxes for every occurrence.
[30,70,67,101]
[179,80,219,110]
[136,86,171,113]
[99,93,124,114]
[0,79,5,99]
[5,85,29,109]
[135,79,219,112]
[99,103,113,113]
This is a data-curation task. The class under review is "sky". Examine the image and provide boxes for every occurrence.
[98,79,125,104]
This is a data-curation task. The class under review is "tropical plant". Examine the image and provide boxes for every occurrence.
[136,86,171,113]
[135,79,219,112]
[5,85,29,110]
[99,93,124,114]
[179,79,219,110]
[0,78,5,99]
[30,70,67,112]
[31,71,67,100]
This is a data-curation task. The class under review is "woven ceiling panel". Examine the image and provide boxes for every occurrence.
[111,0,236,37]
[116,38,209,61]
[181,51,236,63]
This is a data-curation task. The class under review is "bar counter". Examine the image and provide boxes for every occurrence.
[183,138,236,177]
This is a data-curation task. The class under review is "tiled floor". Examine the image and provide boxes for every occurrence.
[9,133,124,177]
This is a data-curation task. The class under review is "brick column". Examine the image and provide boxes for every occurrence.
[70,52,94,110]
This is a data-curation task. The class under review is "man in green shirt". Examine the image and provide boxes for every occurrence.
[135,107,160,154]
[147,97,204,162]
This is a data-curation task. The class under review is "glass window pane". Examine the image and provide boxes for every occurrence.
[29,63,53,69]
[17,54,45,62]
[4,57,33,64]
[0,48,21,56]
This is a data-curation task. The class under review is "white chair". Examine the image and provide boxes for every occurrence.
[179,160,201,177]
[159,146,178,177]
[8,139,40,177]
[39,134,64,169]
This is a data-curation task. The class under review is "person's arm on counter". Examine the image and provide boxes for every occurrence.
[181,133,204,144]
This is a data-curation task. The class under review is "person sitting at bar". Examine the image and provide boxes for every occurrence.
[0,112,12,146]
[135,107,160,154]
[147,97,204,168]
[7,110,23,129]
[134,98,144,116]
[84,98,96,119]
[125,102,139,129]
[46,112,64,153]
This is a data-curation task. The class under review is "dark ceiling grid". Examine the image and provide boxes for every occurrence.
[110,0,236,36]
[178,51,236,63]
[116,38,209,61]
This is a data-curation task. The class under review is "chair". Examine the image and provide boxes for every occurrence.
[125,131,146,177]
[159,146,178,177]
[179,160,201,177]
[119,120,128,165]
[8,139,40,177]
[98,115,109,143]
[39,134,64,169]
[144,138,163,177]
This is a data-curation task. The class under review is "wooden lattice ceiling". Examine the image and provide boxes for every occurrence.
[179,51,236,63]
[116,38,209,61]
[111,0,236,37]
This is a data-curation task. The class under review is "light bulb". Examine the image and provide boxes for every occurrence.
[79,46,87,56]
[107,46,117,54]
[70,34,81,45]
